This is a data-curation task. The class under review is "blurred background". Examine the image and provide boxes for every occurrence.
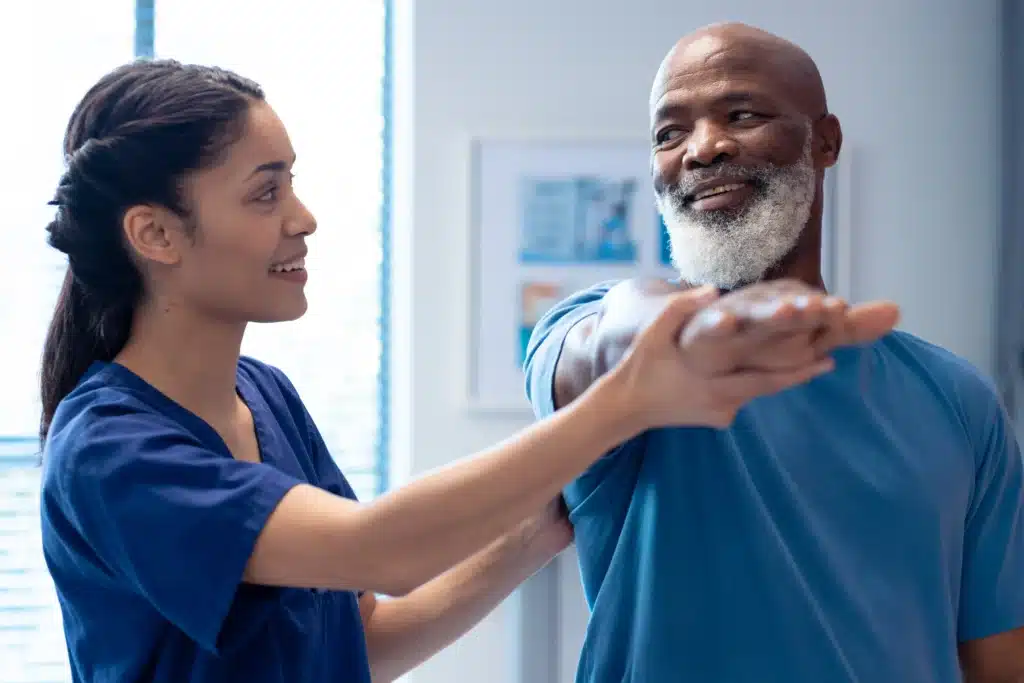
[0,1,1020,682]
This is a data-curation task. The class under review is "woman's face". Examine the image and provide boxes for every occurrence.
[138,100,318,324]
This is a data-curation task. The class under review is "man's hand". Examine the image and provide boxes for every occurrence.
[679,279,900,374]
[605,286,840,430]
[607,282,898,429]
[552,278,900,415]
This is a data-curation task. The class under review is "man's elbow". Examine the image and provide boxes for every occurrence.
[546,278,681,411]
[552,314,601,410]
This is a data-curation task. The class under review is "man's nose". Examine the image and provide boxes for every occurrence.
[682,120,739,171]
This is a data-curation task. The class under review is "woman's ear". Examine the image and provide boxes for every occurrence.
[122,204,185,267]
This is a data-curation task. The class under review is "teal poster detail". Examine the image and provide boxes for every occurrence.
[518,177,638,264]
[518,282,562,365]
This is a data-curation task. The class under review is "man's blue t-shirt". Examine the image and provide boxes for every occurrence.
[525,282,1024,683]
[40,358,371,683]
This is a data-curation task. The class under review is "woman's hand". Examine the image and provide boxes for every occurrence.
[512,496,574,563]
[600,285,833,430]
[360,496,574,682]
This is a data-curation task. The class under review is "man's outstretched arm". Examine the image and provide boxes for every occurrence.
[545,277,901,412]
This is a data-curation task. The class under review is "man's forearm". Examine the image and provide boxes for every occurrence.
[961,667,1024,683]
[362,528,559,682]
[958,627,1024,683]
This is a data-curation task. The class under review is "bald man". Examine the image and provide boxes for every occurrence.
[524,23,1024,683]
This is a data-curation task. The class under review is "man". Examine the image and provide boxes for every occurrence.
[524,22,1024,683]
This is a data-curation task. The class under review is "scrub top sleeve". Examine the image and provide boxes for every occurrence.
[263,363,360,501]
[59,409,302,654]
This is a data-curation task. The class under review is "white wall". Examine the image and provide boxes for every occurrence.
[390,1,1004,682]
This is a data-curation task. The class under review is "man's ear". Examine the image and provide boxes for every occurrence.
[815,114,843,169]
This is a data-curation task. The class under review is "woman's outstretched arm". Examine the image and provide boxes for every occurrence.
[243,285,857,596]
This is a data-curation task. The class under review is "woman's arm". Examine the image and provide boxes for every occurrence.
[245,370,635,596]
[243,286,858,596]
[359,501,572,683]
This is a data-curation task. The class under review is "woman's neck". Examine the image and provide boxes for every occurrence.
[115,296,247,424]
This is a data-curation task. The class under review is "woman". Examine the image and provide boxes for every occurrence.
[38,60,840,683]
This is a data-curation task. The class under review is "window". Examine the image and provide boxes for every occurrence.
[155,1,390,499]
[1,2,390,680]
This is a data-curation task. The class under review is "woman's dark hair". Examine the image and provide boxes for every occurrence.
[39,59,264,443]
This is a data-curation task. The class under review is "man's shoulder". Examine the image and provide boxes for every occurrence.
[549,279,622,311]
[523,281,620,365]
[874,331,1005,451]
[879,330,998,400]
[527,277,687,345]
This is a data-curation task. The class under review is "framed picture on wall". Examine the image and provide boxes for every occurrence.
[468,137,673,413]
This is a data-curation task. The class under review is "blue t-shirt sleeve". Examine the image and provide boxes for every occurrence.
[522,280,647,519]
[958,385,1024,641]
[523,280,616,419]
[523,281,649,611]
[54,406,301,654]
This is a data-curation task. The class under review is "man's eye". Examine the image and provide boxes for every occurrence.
[731,111,762,122]
[656,128,686,144]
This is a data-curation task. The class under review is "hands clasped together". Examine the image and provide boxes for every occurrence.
[608,279,901,431]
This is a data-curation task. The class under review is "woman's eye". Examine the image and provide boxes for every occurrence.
[256,187,279,203]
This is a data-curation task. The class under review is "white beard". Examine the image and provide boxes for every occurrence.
[657,132,816,289]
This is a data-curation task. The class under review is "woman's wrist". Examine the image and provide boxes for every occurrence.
[569,366,647,448]
[503,519,567,577]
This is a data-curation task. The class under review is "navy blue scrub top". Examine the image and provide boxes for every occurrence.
[40,357,372,683]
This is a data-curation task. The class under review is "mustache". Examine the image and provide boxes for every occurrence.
[661,163,773,200]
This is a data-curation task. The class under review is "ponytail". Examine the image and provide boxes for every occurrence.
[39,268,134,444]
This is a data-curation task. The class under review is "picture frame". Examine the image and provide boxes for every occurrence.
[467,137,668,414]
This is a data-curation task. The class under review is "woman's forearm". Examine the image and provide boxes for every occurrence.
[362,527,560,682]
[248,373,636,595]
[353,377,631,593]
